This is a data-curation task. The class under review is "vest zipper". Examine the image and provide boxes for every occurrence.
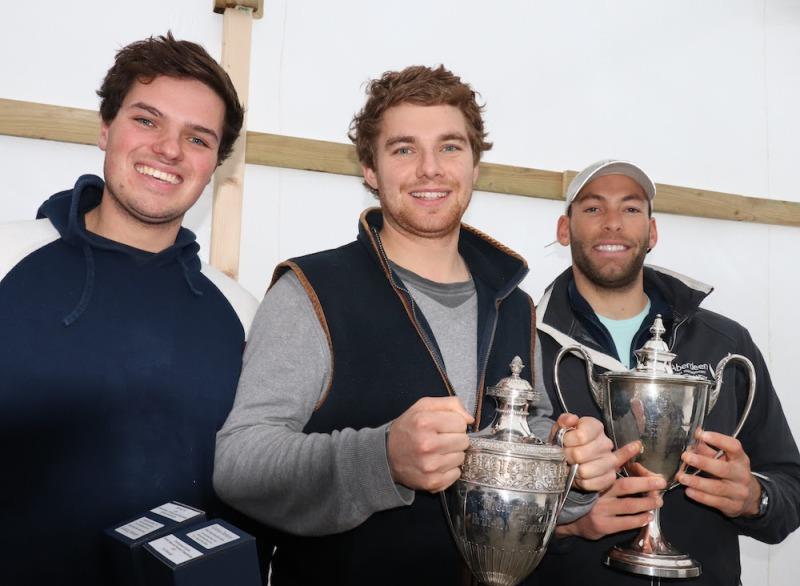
[370,227,455,396]
[472,298,501,430]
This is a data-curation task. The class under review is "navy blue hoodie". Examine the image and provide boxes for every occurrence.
[0,175,257,585]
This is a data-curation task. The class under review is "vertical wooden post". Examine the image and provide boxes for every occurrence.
[210,1,263,280]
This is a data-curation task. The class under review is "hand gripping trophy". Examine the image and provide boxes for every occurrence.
[553,316,755,578]
[443,357,577,586]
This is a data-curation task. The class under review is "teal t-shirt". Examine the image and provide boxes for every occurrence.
[596,298,651,368]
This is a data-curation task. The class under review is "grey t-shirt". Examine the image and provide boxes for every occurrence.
[391,262,478,415]
[214,269,592,537]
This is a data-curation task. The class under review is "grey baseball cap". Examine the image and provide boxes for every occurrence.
[564,159,656,212]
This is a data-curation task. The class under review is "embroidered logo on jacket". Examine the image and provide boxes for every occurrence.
[672,361,714,379]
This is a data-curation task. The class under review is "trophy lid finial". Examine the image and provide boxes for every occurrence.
[488,356,538,401]
[633,315,676,374]
[509,356,524,378]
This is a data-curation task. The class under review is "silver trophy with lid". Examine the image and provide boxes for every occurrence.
[443,357,577,586]
[553,315,756,578]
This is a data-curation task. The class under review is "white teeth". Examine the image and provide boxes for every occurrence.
[596,244,627,252]
[136,165,181,185]
[410,191,448,200]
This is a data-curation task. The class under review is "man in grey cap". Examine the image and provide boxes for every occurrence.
[526,159,800,585]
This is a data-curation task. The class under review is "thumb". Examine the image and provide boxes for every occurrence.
[557,412,580,429]
[614,440,642,468]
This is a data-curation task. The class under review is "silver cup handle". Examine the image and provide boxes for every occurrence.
[555,463,580,519]
[709,353,756,439]
[676,353,757,488]
[553,345,604,412]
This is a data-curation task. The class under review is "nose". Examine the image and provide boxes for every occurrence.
[152,130,183,162]
[603,209,623,231]
[416,148,443,179]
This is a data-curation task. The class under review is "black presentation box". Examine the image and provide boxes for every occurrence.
[104,501,206,586]
[141,518,262,586]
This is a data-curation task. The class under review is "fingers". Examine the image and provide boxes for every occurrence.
[564,476,665,540]
[562,416,616,492]
[677,472,750,517]
[694,430,745,458]
[412,396,474,424]
[562,417,613,459]
[556,412,580,431]
[614,441,643,469]
[681,433,749,480]
[387,396,474,493]
[689,440,717,458]
[610,475,667,497]
[676,431,758,518]
[573,455,617,492]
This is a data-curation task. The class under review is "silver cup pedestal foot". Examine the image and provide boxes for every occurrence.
[604,507,701,578]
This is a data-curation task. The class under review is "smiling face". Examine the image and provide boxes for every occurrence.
[98,75,224,231]
[557,174,657,290]
[363,103,479,243]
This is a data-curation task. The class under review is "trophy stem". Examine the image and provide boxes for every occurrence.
[604,492,701,578]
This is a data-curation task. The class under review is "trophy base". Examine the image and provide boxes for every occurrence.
[604,545,701,579]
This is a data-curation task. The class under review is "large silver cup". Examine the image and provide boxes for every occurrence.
[443,357,577,586]
[553,316,756,578]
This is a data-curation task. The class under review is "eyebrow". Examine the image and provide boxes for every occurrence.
[577,192,647,204]
[383,132,469,149]
[129,102,220,144]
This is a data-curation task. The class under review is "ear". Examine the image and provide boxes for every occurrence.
[363,165,379,192]
[98,120,109,151]
[472,163,479,184]
[556,215,571,246]
[648,217,658,251]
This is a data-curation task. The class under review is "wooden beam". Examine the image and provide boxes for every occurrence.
[210,5,256,281]
[0,98,100,145]
[2,97,799,228]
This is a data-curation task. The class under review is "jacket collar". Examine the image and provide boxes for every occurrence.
[537,264,713,371]
[356,207,529,298]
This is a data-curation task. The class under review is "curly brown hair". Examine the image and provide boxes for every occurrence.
[348,65,492,181]
[97,32,244,165]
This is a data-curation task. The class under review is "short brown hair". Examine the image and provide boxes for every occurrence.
[97,32,244,164]
[348,65,492,175]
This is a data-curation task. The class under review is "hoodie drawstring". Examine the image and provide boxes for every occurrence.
[63,244,95,327]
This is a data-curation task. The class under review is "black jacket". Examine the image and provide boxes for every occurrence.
[527,266,800,586]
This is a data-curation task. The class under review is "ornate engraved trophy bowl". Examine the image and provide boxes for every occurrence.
[443,357,576,586]
[554,316,756,579]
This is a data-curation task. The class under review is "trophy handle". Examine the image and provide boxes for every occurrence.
[709,353,757,439]
[555,463,580,518]
[675,353,758,490]
[553,345,603,412]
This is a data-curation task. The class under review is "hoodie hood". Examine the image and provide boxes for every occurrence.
[36,174,204,325]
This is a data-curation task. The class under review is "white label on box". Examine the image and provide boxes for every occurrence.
[148,535,203,565]
[115,516,165,540]
[187,524,241,550]
[150,502,201,523]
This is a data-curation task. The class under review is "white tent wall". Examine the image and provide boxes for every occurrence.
[1,1,798,583]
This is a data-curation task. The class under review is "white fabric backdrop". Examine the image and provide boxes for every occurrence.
[1,2,798,583]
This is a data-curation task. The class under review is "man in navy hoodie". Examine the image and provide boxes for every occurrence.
[0,34,257,585]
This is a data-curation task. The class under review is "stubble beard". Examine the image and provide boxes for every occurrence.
[571,229,649,290]
[104,176,187,228]
[379,181,469,240]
